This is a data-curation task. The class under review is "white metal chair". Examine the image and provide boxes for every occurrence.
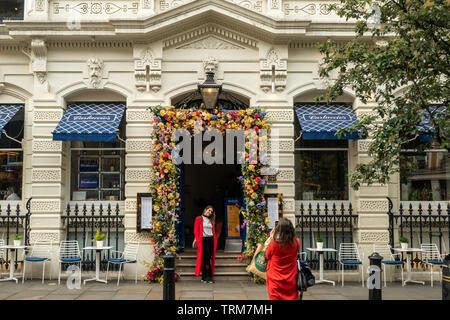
[420,243,445,287]
[58,240,82,285]
[22,240,53,284]
[373,244,404,287]
[338,243,364,287]
[106,243,139,286]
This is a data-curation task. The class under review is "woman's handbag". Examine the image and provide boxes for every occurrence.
[246,243,268,280]
[296,239,315,299]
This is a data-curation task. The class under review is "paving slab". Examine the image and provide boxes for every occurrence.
[6,290,50,300]
[112,293,148,300]
[180,291,214,299]
[41,294,81,300]
[214,293,248,300]
[76,291,116,300]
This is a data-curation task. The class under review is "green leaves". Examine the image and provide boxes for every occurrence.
[318,0,449,189]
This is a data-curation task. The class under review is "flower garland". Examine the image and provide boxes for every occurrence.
[148,105,270,283]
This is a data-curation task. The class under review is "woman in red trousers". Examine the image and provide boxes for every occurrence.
[194,205,217,283]
[265,218,300,300]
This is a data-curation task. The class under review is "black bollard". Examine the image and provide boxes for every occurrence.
[368,252,383,300]
[442,254,450,300]
[163,252,176,300]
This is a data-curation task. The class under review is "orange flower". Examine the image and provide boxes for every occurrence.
[150,237,154,243]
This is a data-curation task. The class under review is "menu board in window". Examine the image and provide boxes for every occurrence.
[80,159,98,172]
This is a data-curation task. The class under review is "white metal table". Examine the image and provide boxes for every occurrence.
[0,245,28,283]
[307,248,337,286]
[83,246,112,284]
[392,248,424,286]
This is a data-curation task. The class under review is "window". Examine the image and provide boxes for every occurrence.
[0,106,24,201]
[0,1,24,23]
[70,118,125,201]
[295,140,349,200]
[400,146,449,201]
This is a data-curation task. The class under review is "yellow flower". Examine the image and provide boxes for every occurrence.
[248,165,255,171]
[265,218,270,225]
[251,192,258,199]
[170,246,177,253]
[246,109,253,116]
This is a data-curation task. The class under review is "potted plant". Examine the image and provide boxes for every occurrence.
[316,237,324,250]
[94,230,106,248]
[12,234,23,247]
[399,237,409,250]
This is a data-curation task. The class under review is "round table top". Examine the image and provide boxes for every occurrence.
[306,248,337,252]
[83,246,113,250]
[392,247,422,252]
[0,245,28,249]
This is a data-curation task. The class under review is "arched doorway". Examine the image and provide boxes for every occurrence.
[171,91,250,252]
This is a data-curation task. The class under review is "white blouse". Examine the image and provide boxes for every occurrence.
[202,217,213,237]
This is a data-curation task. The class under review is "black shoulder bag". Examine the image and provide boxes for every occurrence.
[296,239,315,300]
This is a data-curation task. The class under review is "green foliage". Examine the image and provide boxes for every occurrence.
[318,0,449,189]
[316,237,324,243]
[94,230,106,241]
[11,233,23,240]
[399,237,409,243]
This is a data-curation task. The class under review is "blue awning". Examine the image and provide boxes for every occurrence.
[417,105,446,142]
[0,105,23,133]
[294,104,360,140]
[52,103,126,141]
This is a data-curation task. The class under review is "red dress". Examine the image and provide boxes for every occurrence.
[265,238,300,300]
[193,216,217,277]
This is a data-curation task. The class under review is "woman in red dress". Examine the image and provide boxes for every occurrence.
[265,218,300,300]
[194,205,218,283]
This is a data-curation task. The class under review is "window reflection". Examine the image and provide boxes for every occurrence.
[400,150,449,201]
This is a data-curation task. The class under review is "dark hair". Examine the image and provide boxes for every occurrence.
[273,218,296,248]
[202,205,216,224]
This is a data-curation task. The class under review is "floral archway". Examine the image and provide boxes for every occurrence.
[146,106,271,283]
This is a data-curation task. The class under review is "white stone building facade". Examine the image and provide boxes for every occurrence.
[0,0,447,280]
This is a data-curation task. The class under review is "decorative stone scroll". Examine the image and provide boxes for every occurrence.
[31,39,47,84]
[135,48,162,93]
[260,48,287,93]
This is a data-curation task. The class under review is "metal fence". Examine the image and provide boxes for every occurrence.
[295,202,358,270]
[388,199,450,268]
[61,203,125,272]
[0,198,30,271]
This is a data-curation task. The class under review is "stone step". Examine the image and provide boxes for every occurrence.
[178,258,246,264]
[178,271,251,281]
[177,265,247,273]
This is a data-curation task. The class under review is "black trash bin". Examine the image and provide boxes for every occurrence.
[443,254,450,300]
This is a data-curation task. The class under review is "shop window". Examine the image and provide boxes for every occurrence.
[400,145,449,201]
[294,116,349,200]
[70,119,125,201]
[0,107,24,201]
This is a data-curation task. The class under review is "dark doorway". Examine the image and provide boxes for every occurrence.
[178,134,243,252]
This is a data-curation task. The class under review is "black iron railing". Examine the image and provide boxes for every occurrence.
[388,199,450,269]
[0,198,31,270]
[295,202,357,270]
[61,203,125,272]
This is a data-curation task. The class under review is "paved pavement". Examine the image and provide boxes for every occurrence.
[0,279,442,300]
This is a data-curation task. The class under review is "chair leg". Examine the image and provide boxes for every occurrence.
[135,264,138,284]
[106,262,110,283]
[431,267,433,287]
[384,266,386,287]
[117,263,122,286]
[31,262,33,280]
[58,263,61,285]
[42,262,46,284]
[342,265,344,287]
[361,265,364,287]
[22,260,26,284]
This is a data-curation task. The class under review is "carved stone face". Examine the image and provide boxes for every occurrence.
[87,58,103,88]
